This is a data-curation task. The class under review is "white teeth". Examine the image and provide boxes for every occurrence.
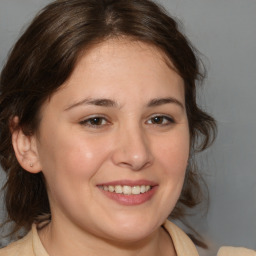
[140,185,146,193]
[115,185,122,194]
[100,185,152,195]
[123,185,132,195]
[132,186,141,195]
[109,186,115,192]
[145,185,150,192]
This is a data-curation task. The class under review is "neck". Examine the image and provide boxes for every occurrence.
[38,219,176,256]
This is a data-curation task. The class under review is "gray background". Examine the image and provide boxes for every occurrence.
[0,0,255,255]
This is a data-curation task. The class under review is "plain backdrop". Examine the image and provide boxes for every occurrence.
[0,1,256,255]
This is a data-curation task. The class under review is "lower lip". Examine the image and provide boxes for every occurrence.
[98,186,158,206]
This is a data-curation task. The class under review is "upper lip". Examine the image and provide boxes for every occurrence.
[97,179,158,187]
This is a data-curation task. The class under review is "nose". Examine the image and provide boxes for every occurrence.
[111,125,153,171]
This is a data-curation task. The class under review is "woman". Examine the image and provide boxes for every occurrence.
[0,0,254,255]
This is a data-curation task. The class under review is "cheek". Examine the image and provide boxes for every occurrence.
[39,136,112,207]
[38,131,114,188]
[155,130,190,175]
[151,129,189,217]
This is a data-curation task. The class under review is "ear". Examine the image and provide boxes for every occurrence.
[11,118,42,173]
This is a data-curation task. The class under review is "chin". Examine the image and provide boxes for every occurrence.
[101,216,161,243]
[107,228,155,244]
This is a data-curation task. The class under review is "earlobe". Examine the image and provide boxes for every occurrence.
[12,125,42,174]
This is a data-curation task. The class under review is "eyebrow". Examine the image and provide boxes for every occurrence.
[147,97,184,109]
[64,98,118,111]
[64,97,184,111]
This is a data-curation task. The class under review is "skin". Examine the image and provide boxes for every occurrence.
[13,39,190,256]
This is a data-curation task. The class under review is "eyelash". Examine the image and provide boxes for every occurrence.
[146,115,175,126]
[79,116,110,128]
[79,115,175,128]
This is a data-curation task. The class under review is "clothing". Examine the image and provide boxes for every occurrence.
[218,246,256,256]
[0,220,255,256]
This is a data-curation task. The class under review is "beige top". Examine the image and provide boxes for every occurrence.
[0,220,255,256]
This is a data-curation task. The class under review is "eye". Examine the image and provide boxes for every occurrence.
[79,116,109,128]
[146,115,175,125]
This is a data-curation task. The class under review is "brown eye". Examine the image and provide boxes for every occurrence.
[151,116,164,124]
[80,117,108,127]
[89,118,104,125]
[147,115,174,125]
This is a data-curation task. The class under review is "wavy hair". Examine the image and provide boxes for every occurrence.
[0,0,216,244]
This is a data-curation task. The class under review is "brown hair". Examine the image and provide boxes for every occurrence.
[0,0,216,242]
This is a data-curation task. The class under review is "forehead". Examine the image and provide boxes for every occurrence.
[76,38,178,73]
[42,38,185,112]
[64,38,182,87]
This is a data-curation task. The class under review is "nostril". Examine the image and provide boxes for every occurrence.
[118,158,152,171]
[111,130,153,170]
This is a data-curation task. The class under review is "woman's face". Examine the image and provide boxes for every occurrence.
[34,39,190,242]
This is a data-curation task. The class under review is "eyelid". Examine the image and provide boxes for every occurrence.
[78,113,175,129]
[146,114,175,125]
[79,115,111,128]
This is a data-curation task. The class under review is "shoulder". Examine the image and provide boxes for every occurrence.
[163,220,256,256]
[0,231,34,256]
[163,219,199,256]
[218,246,256,256]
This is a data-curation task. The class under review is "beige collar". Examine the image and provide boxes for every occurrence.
[31,220,199,256]
[163,220,199,256]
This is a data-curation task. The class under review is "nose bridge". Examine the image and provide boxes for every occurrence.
[112,122,152,170]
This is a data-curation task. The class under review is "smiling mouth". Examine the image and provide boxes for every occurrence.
[98,185,152,195]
